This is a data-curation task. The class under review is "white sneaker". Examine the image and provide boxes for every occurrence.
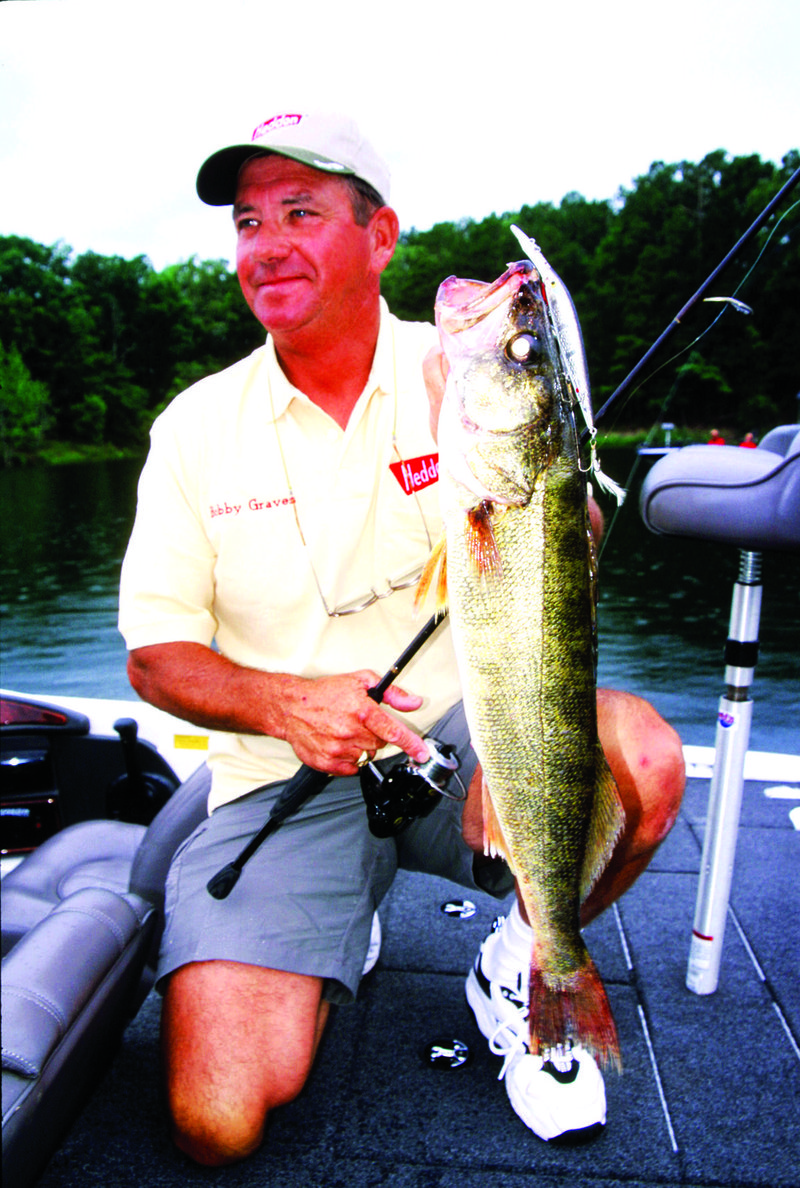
[362,911,382,976]
[466,913,606,1142]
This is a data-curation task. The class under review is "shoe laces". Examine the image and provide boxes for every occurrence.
[488,1012,577,1083]
[489,1017,529,1081]
[482,917,577,1081]
[484,978,531,1081]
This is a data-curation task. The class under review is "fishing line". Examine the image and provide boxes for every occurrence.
[728,196,799,296]
[596,194,799,558]
[589,164,800,435]
[597,304,729,438]
[597,303,740,559]
[599,197,799,439]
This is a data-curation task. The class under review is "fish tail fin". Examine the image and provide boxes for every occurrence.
[529,955,621,1072]
[414,535,448,615]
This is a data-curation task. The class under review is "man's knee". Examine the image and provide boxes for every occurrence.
[167,1049,314,1165]
[628,707,685,851]
[162,959,326,1165]
[598,688,685,852]
[170,1097,269,1167]
[168,1038,315,1166]
[643,720,685,848]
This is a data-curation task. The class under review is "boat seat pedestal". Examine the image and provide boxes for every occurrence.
[639,425,800,995]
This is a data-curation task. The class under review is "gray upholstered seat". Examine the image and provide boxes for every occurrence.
[2,889,155,1188]
[639,425,800,551]
[1,763,210,959]
[1,763,211,1187]
[1,821,145,959]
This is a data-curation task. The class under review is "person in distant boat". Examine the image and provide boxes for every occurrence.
[739,432,757,447]
[708,428,725,444]
[119,113,685,1165]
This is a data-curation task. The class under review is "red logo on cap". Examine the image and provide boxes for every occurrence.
[390,454,439,495]
[252,114,303,141]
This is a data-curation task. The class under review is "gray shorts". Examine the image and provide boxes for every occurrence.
[158,702,513,1004]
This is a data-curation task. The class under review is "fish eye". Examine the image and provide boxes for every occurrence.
[506,333,540,364]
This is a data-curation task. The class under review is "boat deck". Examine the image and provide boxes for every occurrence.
[36,768,799,1188]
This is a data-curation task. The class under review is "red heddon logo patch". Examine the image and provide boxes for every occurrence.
[252,114,303,140]
[390,454,439,494]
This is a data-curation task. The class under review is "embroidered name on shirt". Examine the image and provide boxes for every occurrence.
[389,454,439,495]
[248,496,296,511]
[210,495,295,518]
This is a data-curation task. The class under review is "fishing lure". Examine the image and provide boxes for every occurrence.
[511,225,625,505]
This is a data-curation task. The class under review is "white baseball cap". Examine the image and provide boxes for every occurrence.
[196,112,391,206]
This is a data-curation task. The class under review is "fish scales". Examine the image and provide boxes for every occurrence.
[447,409,597,969]
[433,258,624,1068]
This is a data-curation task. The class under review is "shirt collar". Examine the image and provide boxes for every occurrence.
[262,297,395,424]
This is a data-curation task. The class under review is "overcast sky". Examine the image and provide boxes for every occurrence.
[1,0,798,272]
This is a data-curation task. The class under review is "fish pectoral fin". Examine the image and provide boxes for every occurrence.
[414,535,448,615]
[579,742,626,904]
[482,776,515,872]
[466,501,502,578]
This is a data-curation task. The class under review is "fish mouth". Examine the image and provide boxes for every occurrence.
[437,261,535,335]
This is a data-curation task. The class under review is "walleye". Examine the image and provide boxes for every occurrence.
[428,256,625,1069]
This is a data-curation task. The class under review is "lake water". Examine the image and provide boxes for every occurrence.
[1,451,798,756]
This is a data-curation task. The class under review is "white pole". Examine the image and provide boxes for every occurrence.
[686,551,762,995]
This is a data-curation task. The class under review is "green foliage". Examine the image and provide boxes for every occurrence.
[383,150,798,436]
[0,341,54,464]
[581,150,798,432]
[0,238,264,458]
[0,147,797,463]
[71,393,107,445]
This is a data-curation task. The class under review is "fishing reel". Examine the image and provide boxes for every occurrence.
[359,737,467,838]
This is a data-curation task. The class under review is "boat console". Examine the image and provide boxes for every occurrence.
[1,697,180,858]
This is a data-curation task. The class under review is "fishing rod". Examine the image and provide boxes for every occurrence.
[206,609,447,899]
[587,163,800,435]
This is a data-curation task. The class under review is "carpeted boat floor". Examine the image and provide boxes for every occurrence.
[36,773,800,1187]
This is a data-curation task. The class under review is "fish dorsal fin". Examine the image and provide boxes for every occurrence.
[414,535,448,615]
[579,742,626,904]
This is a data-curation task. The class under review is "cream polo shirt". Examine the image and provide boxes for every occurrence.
[119,300,461,811]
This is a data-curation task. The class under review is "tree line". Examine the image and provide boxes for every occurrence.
[1,148,797,464]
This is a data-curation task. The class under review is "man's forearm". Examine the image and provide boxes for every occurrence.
[126,640,430,776]
[127,641,294,738]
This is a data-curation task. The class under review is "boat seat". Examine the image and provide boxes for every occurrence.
[639,424,800,551]
[1,763,210,1187]
[2,888,156,1188]
[1,821,145,958]
[1,761,210,960]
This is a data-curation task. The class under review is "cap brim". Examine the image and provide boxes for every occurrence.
[197,145,267,206]
[196,144,357,206]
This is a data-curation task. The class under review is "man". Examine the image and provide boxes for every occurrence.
[119,112,684,1165]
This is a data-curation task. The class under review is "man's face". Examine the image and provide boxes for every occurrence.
[234,155,388,339]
